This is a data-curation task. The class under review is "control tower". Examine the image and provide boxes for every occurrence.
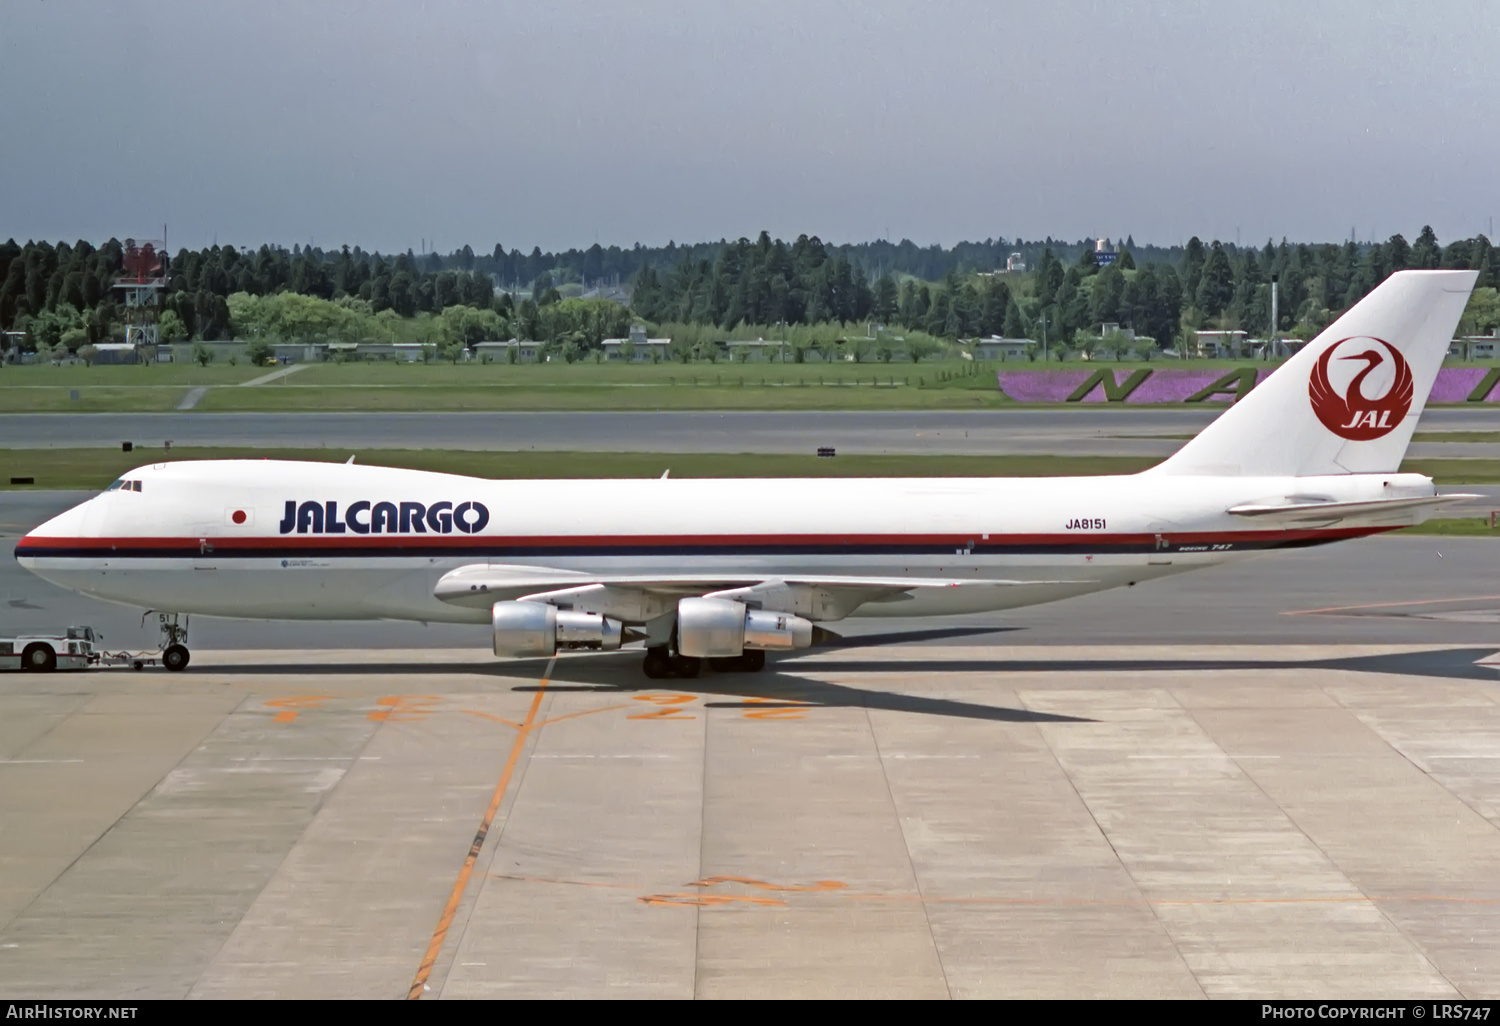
[114,239,167,348]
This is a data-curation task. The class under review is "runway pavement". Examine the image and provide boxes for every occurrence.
[2,640,1499,998]
[3,492,1500,998]
[6,407,1500,457]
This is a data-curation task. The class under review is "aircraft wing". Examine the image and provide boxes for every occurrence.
[1225,493,1481,525]
[433,562,1082,620]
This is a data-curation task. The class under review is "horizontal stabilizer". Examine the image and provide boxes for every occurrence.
[1226,493,1479,524]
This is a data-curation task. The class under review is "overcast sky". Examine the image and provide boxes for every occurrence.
[3,0,1497,253]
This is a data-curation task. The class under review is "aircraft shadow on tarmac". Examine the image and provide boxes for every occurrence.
[196,635,1500,727]
[201,645,1500,687]
[775,646,1500,684]
[198,625,1076,725]
[515,668,1085,724]
[820,625,1023,647]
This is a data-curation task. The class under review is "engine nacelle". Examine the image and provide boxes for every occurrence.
[744,608,815,651]
[491,601,623,657]
[676,597,813,658]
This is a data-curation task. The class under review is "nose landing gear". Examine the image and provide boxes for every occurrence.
[147,612,191,672]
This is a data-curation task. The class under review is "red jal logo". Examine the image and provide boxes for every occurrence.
[1308,336,1413,440]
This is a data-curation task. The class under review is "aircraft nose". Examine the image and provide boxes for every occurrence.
[15,497,96,561]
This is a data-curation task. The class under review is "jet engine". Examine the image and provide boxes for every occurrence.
[676,597,813,658]
[491,600,623,657]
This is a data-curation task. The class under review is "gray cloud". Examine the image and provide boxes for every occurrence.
[3,0,1496,251]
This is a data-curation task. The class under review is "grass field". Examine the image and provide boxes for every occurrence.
[1396,517,1500,536]
[0,360,1012,412]
[7,446,1500,489]
[0,448,1160,491]
[197,381,1009,412]
[4,358,1499,413]
[0,364,266,412]
[1409,432,1500,443]
[0,364,264,386]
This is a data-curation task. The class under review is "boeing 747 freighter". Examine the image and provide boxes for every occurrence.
[16,270,1479,677]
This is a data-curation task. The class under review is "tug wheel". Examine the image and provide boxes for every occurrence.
[22,643,56,673]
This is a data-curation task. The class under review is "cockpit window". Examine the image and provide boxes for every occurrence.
[106,479,125,491]
[132,480,142,492]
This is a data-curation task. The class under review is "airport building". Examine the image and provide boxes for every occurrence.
[601,324,673,361]
[969,336,1035,360]
[1450,329,1500,361]
[473,339,545,362]
[1190,329,1250,358]
[720,338,790,361]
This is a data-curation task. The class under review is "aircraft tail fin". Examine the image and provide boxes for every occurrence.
[1149,269,1478,478]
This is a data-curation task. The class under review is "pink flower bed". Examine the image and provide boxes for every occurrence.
[1122,370,1237,403]
[997,366,1498,403]
[993,370,1094,402]
[1429,368,1493,402]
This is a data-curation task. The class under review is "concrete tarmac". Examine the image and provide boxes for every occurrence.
[1,641,1499,998]
[3,494,1500,998]
[7,407,1500,457]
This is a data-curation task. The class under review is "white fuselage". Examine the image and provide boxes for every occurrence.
[16,460,1429,624]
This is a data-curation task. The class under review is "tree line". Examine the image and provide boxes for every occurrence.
[632,226,1500,347]
[2,226,1497,355]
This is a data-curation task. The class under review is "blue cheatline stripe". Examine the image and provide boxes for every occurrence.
[15,534,1369,561]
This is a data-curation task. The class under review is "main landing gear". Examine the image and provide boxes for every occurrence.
[149,612,191,672]
[641,645,765,679]
[642,646,696,679]
[713,650,766,673]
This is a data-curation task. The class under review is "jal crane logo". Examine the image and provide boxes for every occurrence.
[1307,336,1413,441]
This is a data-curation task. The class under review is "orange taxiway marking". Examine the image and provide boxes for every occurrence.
[627,693,697,720]
[640,874,850,907]
[369,695,441,723]
[481,871,1500,912]
[407,656,556,1001]
[641,893,789,908]
[462,703,629,731]
[689,874,845,893]
[264,695,333,724]
[740,696,811,720]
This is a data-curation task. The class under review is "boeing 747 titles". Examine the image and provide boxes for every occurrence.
[16,270,1479,677]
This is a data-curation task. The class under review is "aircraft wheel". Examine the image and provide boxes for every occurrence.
[162,644,191,673]
[642,646,671,679]
[709,651,765,673]
[668,654,701,679]
[22,643,55,673]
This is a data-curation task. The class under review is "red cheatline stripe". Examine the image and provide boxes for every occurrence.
[16,527,1386,551]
